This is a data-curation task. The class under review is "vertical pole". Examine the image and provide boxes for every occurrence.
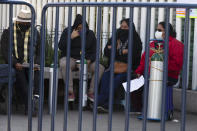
[63,6,72,131]
[124,7,133,131]
[160,7,170,131]
[142,7,151,131]
[92,6,102,131]
[181,8,190,131]
[8,4,13,131]
[28,5,36,131]
[50,7,59,131]
[108,6,117,131]
[192,19,197,90]
[78,7,87,131]
[38,5,47,131]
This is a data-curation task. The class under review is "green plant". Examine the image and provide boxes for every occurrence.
[45,31,54,67]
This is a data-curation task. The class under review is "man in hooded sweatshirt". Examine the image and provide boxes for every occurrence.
[59,14,104,102]
[0,9,40,115]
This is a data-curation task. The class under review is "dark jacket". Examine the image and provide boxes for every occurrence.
[59,14,96,62]
[104,27,142,71]
[0,26,41,66]
[58,28,96,62]
[135,36,184,79]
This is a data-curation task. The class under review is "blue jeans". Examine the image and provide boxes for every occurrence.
[98,70,127,107]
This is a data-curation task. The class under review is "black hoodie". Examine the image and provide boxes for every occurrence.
[104,20,142,71]
[58,14,96,62]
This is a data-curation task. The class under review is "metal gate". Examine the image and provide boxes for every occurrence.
[0,0,36,131]
[1,1,197,131]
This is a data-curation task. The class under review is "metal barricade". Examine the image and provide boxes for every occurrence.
[0,1,36,131]
[0,1,196,131]
[38,2,195,131]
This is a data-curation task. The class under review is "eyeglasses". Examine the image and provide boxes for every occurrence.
[156,29,163,32]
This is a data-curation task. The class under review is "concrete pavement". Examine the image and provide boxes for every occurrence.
[0,106,197,131]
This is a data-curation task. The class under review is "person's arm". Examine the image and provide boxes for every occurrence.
[104,38,112,58]
[58,28,68,52]
[168,41,184,72]
[0,29,18,66]
[34,29,41,64]
[85,30,96,62]
[135,51,145,76]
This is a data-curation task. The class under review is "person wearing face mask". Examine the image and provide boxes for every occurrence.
[0,9,41,116]
[135,22,184,119]
[59,14,105,102]
[97,18,142,113]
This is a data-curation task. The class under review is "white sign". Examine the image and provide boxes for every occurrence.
[176,0,197,18]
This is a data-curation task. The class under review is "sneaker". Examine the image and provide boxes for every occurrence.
[32,95,39,117]
[87,93,94,102]
[97,106,108,113]
[68,93,75,101]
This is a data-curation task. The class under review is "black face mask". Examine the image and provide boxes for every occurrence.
[117,29,129,43]
[18,23,31,32]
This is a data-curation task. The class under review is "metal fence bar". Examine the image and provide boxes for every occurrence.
[92,6,102,131]
[63,6,72,131]
[142,7,151,131]
[108,6,117,131]
[181,8,190,131]
[8,4,13,131]
[38,5,47,131]
[27,6,36,131]
[124,7,134,131]
[161,7,170,131]
[51,7,60,131]
[78,7,87,131]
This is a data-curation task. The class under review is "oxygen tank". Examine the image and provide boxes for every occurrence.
[82,59,88,107]
[147,41,164,120]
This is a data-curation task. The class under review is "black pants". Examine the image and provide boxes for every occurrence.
[15,68,40,106]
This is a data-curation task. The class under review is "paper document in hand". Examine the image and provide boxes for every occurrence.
[122,76,144,92]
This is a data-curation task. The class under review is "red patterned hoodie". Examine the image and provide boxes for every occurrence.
[135,36,184,79]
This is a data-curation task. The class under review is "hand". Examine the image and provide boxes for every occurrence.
[71,29,79,39]
[87,60,91,65]
[15,63,23,70]
[108,45,112,49]
[122,49,128,55]
[136,74,141,78]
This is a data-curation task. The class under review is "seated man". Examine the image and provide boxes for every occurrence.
[58,14,104,102]
[0,9,41,115]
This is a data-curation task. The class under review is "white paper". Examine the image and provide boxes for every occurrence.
[122,76,144,92]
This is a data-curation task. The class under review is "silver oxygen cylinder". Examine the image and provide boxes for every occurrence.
[147,42,164,120]
[82,59,88,107]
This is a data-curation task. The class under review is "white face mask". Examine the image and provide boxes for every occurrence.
[155,31,163,40]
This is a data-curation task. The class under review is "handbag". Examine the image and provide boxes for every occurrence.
[114,61,128,73]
